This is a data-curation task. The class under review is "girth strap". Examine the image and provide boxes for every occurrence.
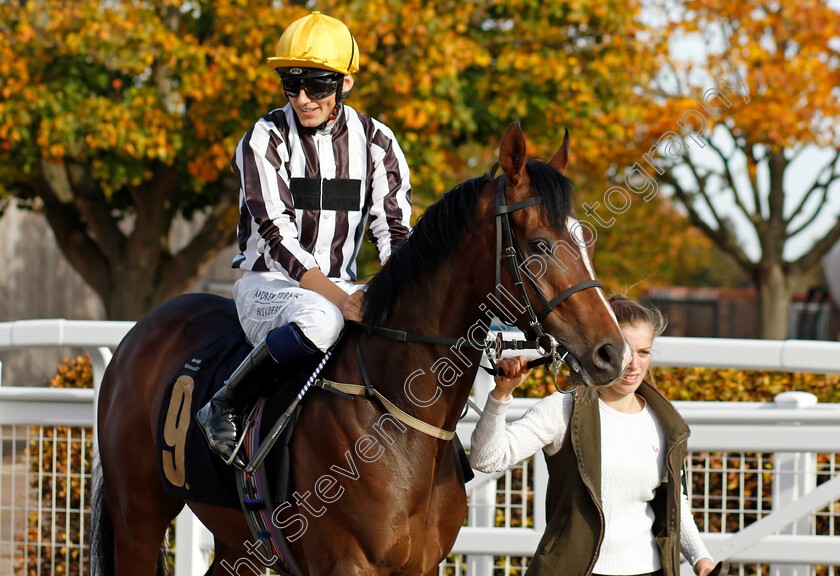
[315,378,456,441]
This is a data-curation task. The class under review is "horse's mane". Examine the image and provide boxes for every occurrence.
[362,158,575,326]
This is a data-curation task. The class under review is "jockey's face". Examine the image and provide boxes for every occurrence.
[288,74,354,128]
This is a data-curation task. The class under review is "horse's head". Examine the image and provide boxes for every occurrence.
[490,121,630,388]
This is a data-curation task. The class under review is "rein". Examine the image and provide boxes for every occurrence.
[247,171,609,459]
[328,172,607,442]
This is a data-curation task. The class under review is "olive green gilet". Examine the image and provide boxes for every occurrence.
[524,381,690,576]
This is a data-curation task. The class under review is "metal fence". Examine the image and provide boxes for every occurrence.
[1,320,840,576]
[1,422,93,576]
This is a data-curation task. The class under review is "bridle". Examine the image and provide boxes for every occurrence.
[490,172,602,388]
[359,171,604,390]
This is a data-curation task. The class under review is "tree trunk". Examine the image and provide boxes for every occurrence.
[101,264,164,321]
[34,164,239,321]
[756,263,792,340]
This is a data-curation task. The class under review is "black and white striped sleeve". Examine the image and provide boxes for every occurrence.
[365,120,412,262]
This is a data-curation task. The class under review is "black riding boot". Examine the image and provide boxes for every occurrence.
[196,323,317,469]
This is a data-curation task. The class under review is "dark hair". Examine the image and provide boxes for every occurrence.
[608,294,667,337]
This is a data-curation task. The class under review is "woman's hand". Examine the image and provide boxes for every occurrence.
[694,558,716,576]
[490,356,531,402]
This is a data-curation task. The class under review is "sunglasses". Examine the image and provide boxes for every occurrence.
[276,72,342,100]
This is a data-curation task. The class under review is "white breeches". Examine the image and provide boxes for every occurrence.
[232,271,365,352]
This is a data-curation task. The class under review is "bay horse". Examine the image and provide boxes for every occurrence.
[91,122,629,575]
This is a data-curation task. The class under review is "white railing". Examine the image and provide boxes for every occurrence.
[1,319,839,576]
[0,319,208,576]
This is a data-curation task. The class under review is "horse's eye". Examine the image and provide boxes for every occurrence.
[529,240,552,255]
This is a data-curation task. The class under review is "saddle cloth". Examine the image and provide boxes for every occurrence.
[155,333,307,510]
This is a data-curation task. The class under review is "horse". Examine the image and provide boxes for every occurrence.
[90,121,630,576]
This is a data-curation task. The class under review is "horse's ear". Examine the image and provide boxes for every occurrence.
[500,121,527,185]
[549,128,570,175]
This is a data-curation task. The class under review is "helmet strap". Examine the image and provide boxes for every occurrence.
[328,102,342,123]
[313,101,341,132]
[315,74,346,131]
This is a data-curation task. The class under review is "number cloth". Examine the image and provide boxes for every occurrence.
[156,334,302,509]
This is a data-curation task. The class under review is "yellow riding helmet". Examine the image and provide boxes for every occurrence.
[268,12,360,75]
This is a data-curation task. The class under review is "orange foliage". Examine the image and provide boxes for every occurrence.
[0,0,671,208]
[669,0,840,150]
[0,0,743,314]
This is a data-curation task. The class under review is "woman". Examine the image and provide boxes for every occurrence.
[470,295,718,576]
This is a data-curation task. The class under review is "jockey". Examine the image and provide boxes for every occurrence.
[197,11,413,469]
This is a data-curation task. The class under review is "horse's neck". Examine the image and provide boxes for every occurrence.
[368,263,490,431]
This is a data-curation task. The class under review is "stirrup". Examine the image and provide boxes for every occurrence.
[225,418,253,469]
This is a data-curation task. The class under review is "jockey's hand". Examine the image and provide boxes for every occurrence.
[301,268,351,310]
[341,290,366,322]
[490,356,531,403]
[300,268,365,321]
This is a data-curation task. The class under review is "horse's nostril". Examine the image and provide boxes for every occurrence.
[593,341,618,371]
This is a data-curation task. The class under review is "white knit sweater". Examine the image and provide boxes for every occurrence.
[469,392,712,573]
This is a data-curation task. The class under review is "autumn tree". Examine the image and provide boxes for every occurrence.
[592,193,748,295]
[1,0,725,319]
[446,0,742,294]
[347,0,731,289]
[0,1,313,319]
[352,0,672,189]
[639,0,840,338]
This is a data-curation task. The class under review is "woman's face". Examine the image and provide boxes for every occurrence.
[609,321,655,396]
